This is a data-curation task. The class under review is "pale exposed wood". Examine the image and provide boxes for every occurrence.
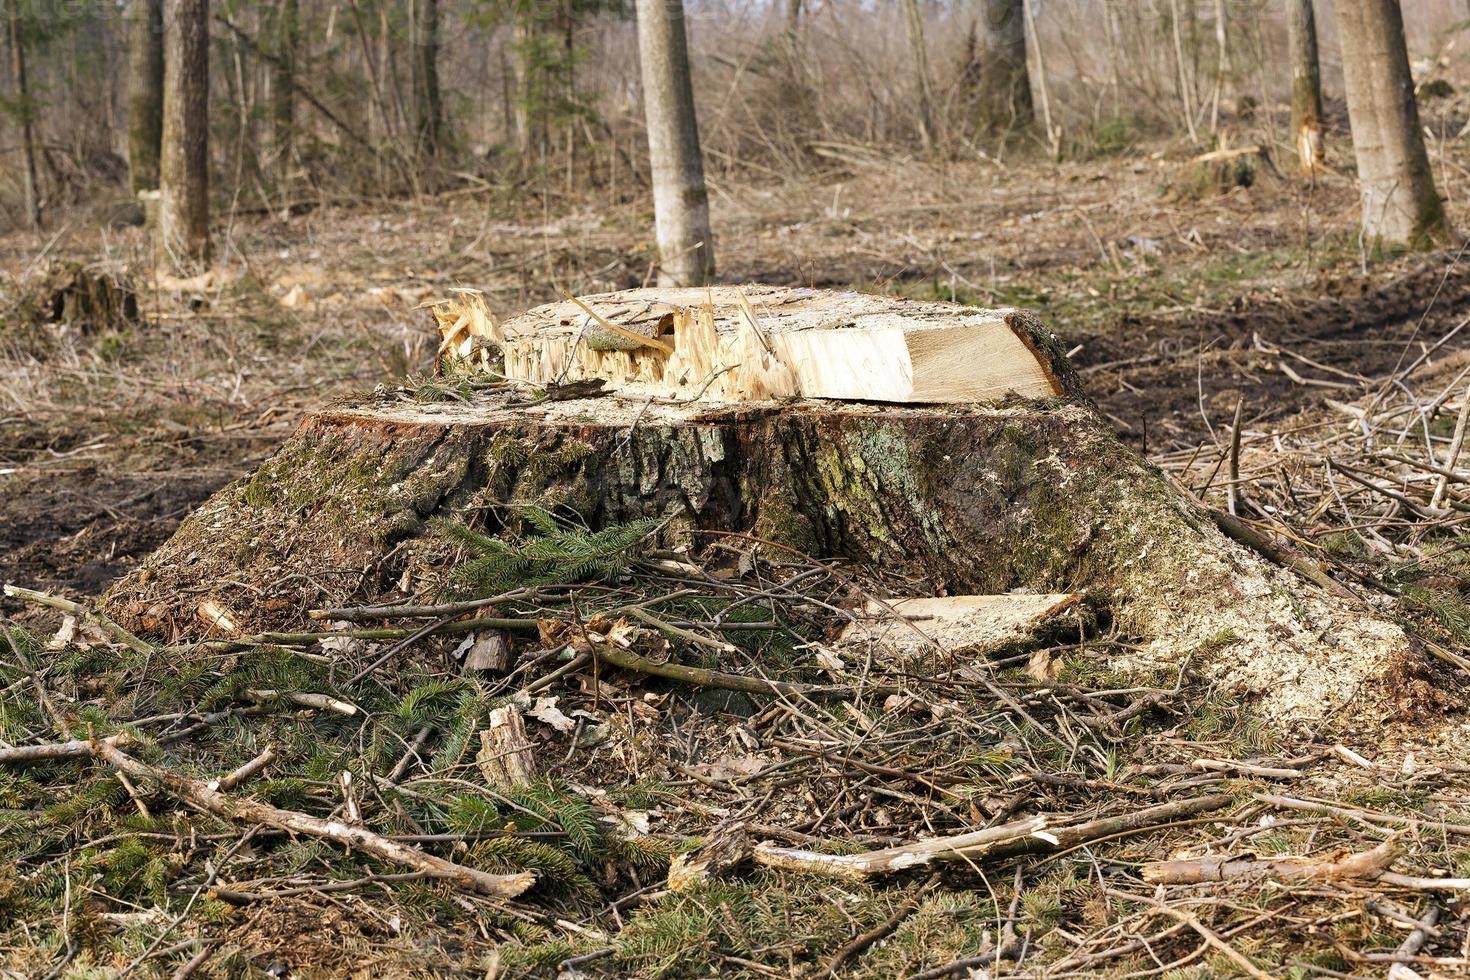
[841,593,1080,658]
[1142,840,1399,885]
[752,816,1050,880]
[92,738,536,898]
[432,286,1067,405]
[244,689,360,716]
[209,745,277,792]
[476,705,537,789]
[0,733,135,766]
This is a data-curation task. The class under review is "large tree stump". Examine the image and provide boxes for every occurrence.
[103,288,1411,724]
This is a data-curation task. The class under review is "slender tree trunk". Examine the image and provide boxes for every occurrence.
[1208,0,1228,134]
[1335,0,1449,247]
[974,0,1033,133]
[8,1,40,229]
[128,0,165,194]
[512,9,538,158]
[900,0,935,148]
[270,0,296,180]
[1169,0,1200,143]
[160,0,211,268]
[635,0,714,286]
[1286,0,1324,173]
[412,0,441,158]
[787,0,802,33]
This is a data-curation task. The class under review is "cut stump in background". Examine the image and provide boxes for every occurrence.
[105,287,1412,724]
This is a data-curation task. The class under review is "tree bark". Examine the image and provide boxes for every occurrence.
[411,0,441,159]
[1286,0,1324,173]
[1335,0,1450,247]
[160,0,211,268]
[270,0,297,180]
[7,0,41,229]
[973,0,1033,133]
[900,0,935,148]
[512,6,541,159]
[128,0,165,195]
[635,0,714,286]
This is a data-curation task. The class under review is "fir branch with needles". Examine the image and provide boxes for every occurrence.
[437,508,664,597]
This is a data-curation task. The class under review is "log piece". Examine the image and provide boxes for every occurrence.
[476,705,537,789]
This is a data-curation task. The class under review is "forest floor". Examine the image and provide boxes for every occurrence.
[5,115,1470,977]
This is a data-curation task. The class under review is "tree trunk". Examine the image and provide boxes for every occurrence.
[1286,0,1324,174]
[7,1,41,229]
[270,0,296,180]
[160,0,211,268]
[973,0,1033,132]
[1335,0,1450,248]
[900,0,935,148]
[412,0,441,159]
[512,8,540,159]
[128,0,165,195]
[787,0,802,33]
[104,287,1413,729]
[635,0,714,286]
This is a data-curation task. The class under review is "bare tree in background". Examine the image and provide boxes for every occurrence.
[160,0,210,267]
[973,0,1032,132]
[271,0,297,180]
[636,0,713,286]
[1286,0,1324,173]
[7,0,40,228]
[1335,0,1449,247]
[412,0,442,159]
[512,4,542,158]
[901,0,935,148]
[128,0,165,195]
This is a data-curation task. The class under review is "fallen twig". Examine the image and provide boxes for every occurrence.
[3,584,154,655]
[90,739,535,898]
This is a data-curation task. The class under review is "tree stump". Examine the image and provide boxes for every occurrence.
[103,287,1412,723]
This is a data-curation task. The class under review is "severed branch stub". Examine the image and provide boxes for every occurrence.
[476,705,537,789]
[90,738,536,899]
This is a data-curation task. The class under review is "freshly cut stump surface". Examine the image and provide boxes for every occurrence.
[105,287,1412,724]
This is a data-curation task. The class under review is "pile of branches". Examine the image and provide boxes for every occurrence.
[1163,327,1470,678]
[1,508,1469,976]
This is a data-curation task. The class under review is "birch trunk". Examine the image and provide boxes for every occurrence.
[128,0,165,194]
[160,0,211,268]
[1335,0,1450,247]
[636,0,714,286]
